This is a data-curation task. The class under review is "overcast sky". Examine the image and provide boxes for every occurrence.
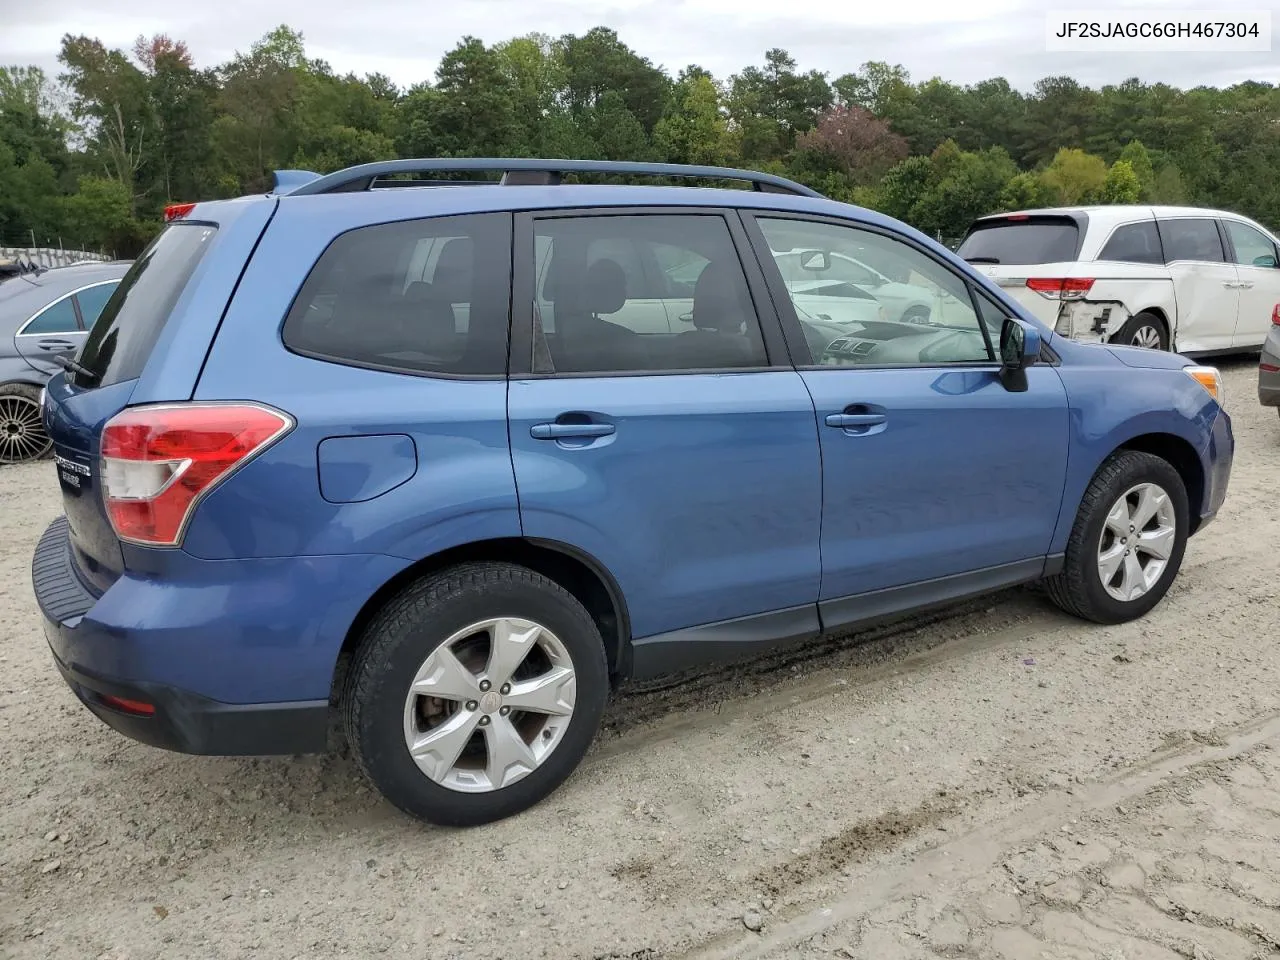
[1,0,1275,92]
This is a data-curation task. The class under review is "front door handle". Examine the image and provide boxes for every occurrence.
[825,413,887,429]
[530,422,616,440]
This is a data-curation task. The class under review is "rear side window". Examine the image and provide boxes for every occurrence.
[956,217,1081,265]
[75,225,217,387]
[1097,222,1163,264]
[22,295,79,335]
[74,281,119,327]
[1161,218,1225,263]
[282,212,511,377]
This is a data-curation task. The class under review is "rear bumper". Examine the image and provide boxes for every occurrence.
[31,516,406,756]
[1259,343,1280,406]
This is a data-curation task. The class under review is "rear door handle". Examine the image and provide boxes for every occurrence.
[825,413,887,428]
[37,339,75,351]
[530,422,616,440]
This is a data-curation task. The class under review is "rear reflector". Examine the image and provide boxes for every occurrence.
[101,403,294,546]
[1026,277,1095,300]
[164,202,196,222]
[100,694,156,716]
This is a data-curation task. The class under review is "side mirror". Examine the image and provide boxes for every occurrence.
[799,249,831,272]
[1253,254,1278,269]
[998,316,1040,393]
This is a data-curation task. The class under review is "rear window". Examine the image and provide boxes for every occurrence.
[74,224,217,388]
[956,217,1081,265]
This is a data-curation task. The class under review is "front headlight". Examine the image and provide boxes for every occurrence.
[1184,365,1224,406]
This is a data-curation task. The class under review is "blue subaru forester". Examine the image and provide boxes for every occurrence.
[32,159,1233,826]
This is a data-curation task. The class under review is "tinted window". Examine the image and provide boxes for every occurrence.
[74,281,119,327]
[22,295,79,335]
[1098,222,1163,264]
[1224,219,1279,268]
[1161,218,1225,263]
[956,218,1080,265]
[531,215,768,374]
[76,224,217,387]
[283,213,511,377]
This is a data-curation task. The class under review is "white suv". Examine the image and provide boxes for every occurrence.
[955,205,1280,354]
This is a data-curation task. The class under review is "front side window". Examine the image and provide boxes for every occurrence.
[1161,218,1225,263]
[531,214,768,374]
[282,212,511,377]
[756,217,994,367]
[22,295,79,335]
[1224,220,1279,269]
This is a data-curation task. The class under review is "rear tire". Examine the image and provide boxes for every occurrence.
[1114,311,1169,350]
[0,382,51,464]
[343,561,609,826]
[1045,450,1188,624]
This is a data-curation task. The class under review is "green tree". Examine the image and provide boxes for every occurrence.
[1040,147,1108,205]
[1102,159,1141,203]
[654,70,732,166]
[998,171,1049,211]
[1117,139,1155,200]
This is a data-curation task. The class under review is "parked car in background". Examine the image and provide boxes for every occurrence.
[1258,304,1280,416]
[1,261,130,463]
[956,205,1280,354]
[32,160,1231,828]
[772,247,959,325]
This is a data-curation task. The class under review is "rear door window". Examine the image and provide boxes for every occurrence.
[956,217,1081,265]
[1160,218,1226,263]
[73,281,119,327]
[282,212,511,377]
[21,295,79,335]
[75,224,217,387]
[1097,222,1163,264]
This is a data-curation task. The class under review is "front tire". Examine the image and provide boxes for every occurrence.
[344,562,609,826]
[1045,451,1189,624]
[1114,311,1169,350]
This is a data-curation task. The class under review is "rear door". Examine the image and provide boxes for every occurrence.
[14,286,93,375]
[507,208,823,666]
[1156,216,1239,352]
[1220,217,1280,348]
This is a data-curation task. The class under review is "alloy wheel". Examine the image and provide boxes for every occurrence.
[1096,482,1177,602]
[1130,324,1163,349]
[402,617,577,793]
[0,394,50,464]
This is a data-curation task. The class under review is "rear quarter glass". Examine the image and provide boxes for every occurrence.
[74,224,218,388]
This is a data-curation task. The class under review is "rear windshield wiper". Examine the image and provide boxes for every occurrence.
[51,353,100,384]
[963,256,1001,264]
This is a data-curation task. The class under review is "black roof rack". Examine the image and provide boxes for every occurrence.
[285,158,824,199]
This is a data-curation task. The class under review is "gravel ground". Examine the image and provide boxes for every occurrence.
[1,357,1277,960]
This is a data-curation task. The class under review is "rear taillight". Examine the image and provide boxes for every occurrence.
[100,403,293,546]
[1272,303,1280,325]
[164,202,196,222]
[1026,278,1095,301]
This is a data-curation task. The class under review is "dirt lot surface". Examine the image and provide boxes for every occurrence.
[2,358,1278,960]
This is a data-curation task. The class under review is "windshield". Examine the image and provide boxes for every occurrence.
[956,218,1081,265]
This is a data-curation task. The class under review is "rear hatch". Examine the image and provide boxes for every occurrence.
[44,206,268,594]
[956,213,1089,326]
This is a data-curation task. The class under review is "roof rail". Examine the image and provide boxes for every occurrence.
[285,158,824,199]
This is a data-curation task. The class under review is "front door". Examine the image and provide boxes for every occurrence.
[507,209,824,663]
[1221,218,1280,349]
[742,213,1071,629]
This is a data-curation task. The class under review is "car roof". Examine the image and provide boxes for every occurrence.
[974,205,1268,230]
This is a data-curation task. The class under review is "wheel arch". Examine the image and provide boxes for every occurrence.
[1114,431,1205,533]
[331,537,632,698]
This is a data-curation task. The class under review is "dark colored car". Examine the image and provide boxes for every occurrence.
[1,261,130,463]
[31,159,1232,827]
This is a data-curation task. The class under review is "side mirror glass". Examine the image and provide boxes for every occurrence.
[1252,254,1278,269]
[799,249,831,272]
[998,317,1040,392]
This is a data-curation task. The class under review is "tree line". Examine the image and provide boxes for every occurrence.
[2,25,1278,256]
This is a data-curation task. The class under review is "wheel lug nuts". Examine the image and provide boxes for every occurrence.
[479,715,490,726]
[479,680,491,692]
[499,706,510,716]
[500,684,511,695]
[465,700,478,711]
